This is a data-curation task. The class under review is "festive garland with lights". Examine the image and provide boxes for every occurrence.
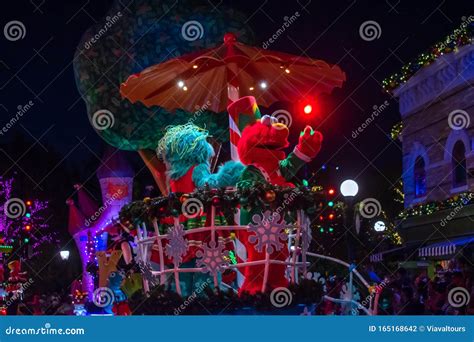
[398,192,474,219]
[119,183,327,230]
[383,19,473,93]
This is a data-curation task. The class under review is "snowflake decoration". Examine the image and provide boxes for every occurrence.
[138,261,158,286]
[196,240,229,276]
[248,210,287,253]
[165,224,188,267]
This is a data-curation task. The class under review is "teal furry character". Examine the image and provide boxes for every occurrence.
[155,123,243,296]
[157,123,243,192]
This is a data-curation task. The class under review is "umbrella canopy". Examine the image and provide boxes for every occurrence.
[120,33,345,112]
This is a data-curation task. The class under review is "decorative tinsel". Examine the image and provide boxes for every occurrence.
[119,183,326,230]
[398,192,474,219]
[383,19,473,93]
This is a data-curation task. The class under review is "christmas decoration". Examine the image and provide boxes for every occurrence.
[248,211,287,254]
[383,20,473,93]
[164,224,188,267]
[196,240,229,276]
[398,192,474,219]
[0,177,53,258]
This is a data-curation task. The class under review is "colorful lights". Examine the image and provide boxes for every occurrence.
[303,104,312,114]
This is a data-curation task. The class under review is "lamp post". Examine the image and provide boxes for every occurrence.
[340,180,359,263]
[60,250,70,261]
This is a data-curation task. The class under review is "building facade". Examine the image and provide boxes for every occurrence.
[394,42,474,260]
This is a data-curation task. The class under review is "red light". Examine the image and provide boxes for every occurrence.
[319,215,324,221]
[25,225,31,231]
[26,201,32,206]
[328,213,335,220]
[303,104,312,114]
[328,188,335,195]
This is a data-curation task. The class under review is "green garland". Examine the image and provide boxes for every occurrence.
[383,20,473,93]
[119,183,327,229]
[398,192,474,219]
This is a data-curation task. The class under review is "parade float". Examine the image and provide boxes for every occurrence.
[72,0,384,315]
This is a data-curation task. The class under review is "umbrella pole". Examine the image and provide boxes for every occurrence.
[227,84,240,162]
[227,83,247,289]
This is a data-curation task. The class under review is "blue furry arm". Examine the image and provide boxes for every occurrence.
[193,161,244,188]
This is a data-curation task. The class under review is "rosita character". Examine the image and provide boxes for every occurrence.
[228,96,323,295]
[152,123,243,295]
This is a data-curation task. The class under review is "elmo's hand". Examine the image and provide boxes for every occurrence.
[294,126,323,160]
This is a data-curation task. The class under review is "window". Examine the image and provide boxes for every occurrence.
[414,156,426,197]
[452,141,467,188]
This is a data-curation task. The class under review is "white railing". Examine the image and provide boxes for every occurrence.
[133,205,379,315]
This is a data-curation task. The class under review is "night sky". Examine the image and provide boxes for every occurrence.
[0,0,472,209]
